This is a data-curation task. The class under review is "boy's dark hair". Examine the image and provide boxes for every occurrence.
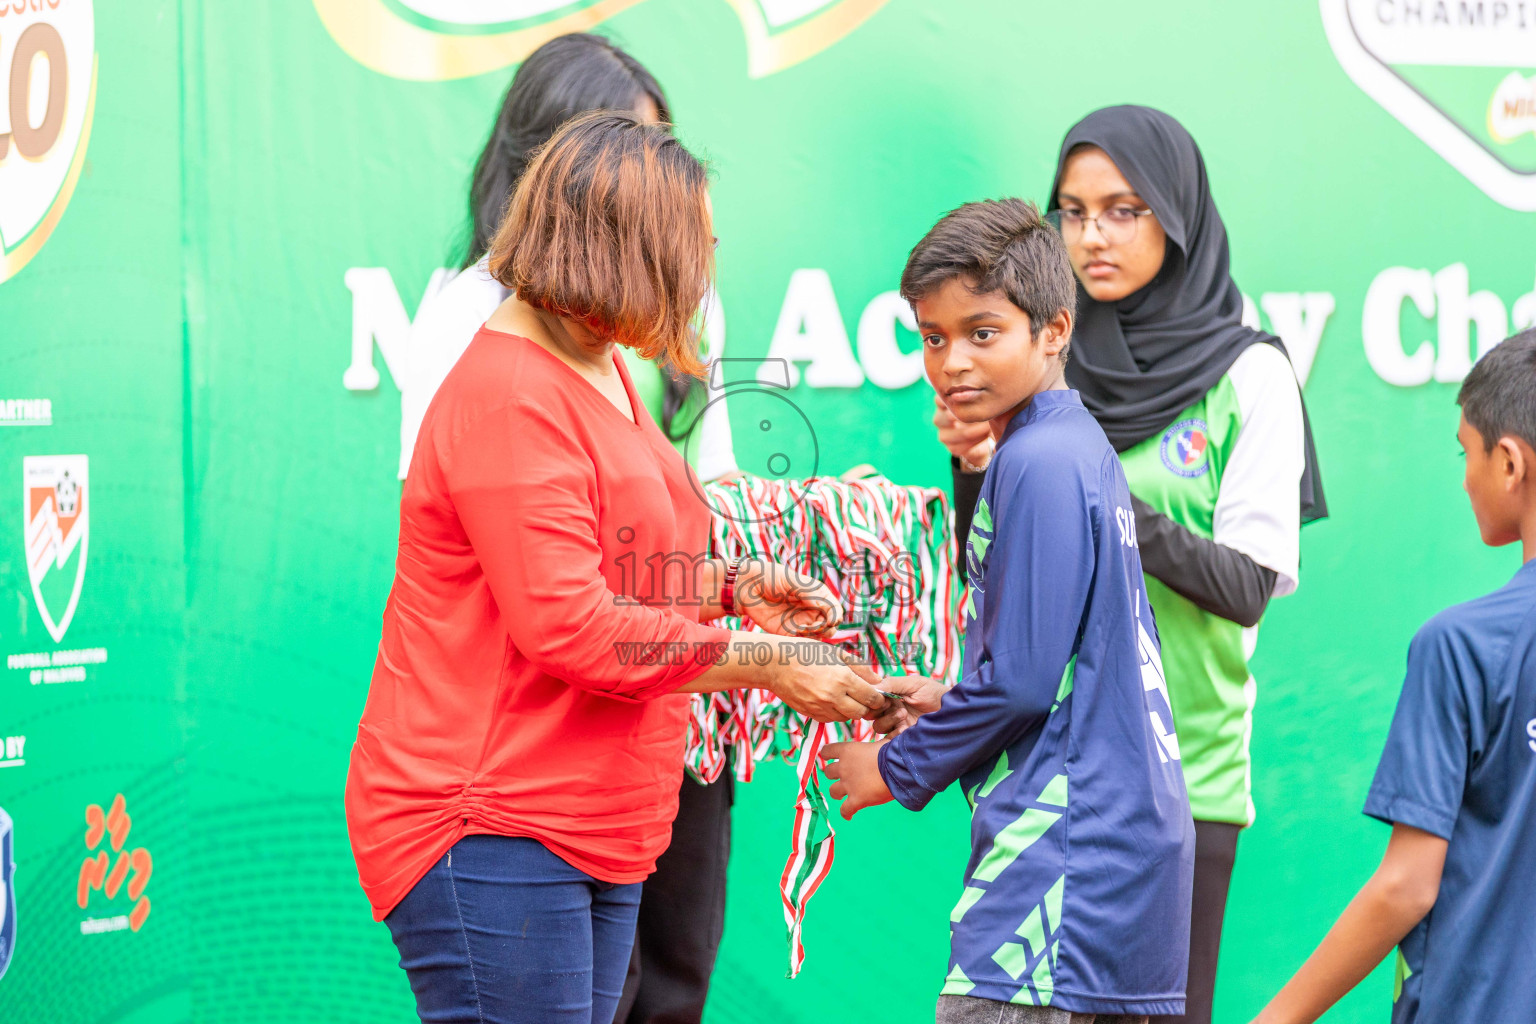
[899,198,1078,364]
[1457,328,1536,451]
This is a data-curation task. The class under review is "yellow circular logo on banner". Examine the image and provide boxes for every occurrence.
[311,0,888,81]
[0,0,97,286]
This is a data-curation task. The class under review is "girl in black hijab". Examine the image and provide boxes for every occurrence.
[938,105,1325,1024]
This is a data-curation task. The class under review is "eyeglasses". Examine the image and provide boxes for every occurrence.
[1049,206,1155,245]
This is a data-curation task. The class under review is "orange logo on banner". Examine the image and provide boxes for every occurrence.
[76,794,151,931]
[0,0,99,284]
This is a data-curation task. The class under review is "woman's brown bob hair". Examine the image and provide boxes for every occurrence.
[488,110,713,377]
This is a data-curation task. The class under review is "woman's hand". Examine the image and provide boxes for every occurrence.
[933,395,994,471]
[737,560,842,638]
[768,648,889,724]
[676,636,891,724]
[869,675,946,735]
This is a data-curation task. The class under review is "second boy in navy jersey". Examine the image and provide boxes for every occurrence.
[1252,329,1536,1024]
[825,199,1194,1023]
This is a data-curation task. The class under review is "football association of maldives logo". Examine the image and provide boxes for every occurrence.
[23,455,89,643]
[1160,419,1210,479]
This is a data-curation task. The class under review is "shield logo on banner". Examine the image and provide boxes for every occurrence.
[1321,0,1536,211]
[312,0,889,81]
[23,455,89,644]
[0,806,14,981]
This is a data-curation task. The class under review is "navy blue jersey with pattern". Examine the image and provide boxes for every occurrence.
[879,389,1195,1015]
[1365,559,1536,1024]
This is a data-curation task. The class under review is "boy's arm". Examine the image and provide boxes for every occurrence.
[877,448,1094,810]
[1250,823,1447,1024]
[1250,614,1468,1023]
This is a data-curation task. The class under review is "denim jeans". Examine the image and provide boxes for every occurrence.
[385,835,642,1024]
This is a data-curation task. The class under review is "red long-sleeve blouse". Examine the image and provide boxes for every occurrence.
[345,326,731,921]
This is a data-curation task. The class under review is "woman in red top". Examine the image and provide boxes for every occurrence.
[345,112,884,1024]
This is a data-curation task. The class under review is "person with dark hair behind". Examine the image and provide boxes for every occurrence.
[391,35,740,1024]
[1251,329,1536,1024]
[935,106,1325,1024]
[399,32,737,486]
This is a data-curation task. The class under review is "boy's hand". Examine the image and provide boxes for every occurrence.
[934,395,994,471]
[870,675,946,735]
[822,741,894,820]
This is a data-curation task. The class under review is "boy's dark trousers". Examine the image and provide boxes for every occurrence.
[614,772,733,1024]
[1150,821,1241,1024]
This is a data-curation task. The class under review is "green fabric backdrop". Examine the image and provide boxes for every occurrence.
[1,1,1532,1021]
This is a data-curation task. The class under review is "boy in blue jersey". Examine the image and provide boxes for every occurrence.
[1251,329,1536,1024]
[824,199,1195,1023]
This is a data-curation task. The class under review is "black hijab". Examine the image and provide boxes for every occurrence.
[1050,105,1327,523]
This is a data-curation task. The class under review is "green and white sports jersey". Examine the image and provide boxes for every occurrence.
[1119,343,1304,825]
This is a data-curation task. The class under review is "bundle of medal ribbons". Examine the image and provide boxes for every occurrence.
[689,475,966,975]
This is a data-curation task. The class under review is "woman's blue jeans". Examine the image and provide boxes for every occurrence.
[385,835,643,1024]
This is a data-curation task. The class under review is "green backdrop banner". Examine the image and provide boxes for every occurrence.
[1,1,1532,1021]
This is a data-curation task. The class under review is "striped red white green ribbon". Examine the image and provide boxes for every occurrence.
[688,475,965,976]
[779,718,835,977]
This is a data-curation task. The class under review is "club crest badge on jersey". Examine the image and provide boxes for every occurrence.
[23,455,89,644]
[1160,419,1210,479]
